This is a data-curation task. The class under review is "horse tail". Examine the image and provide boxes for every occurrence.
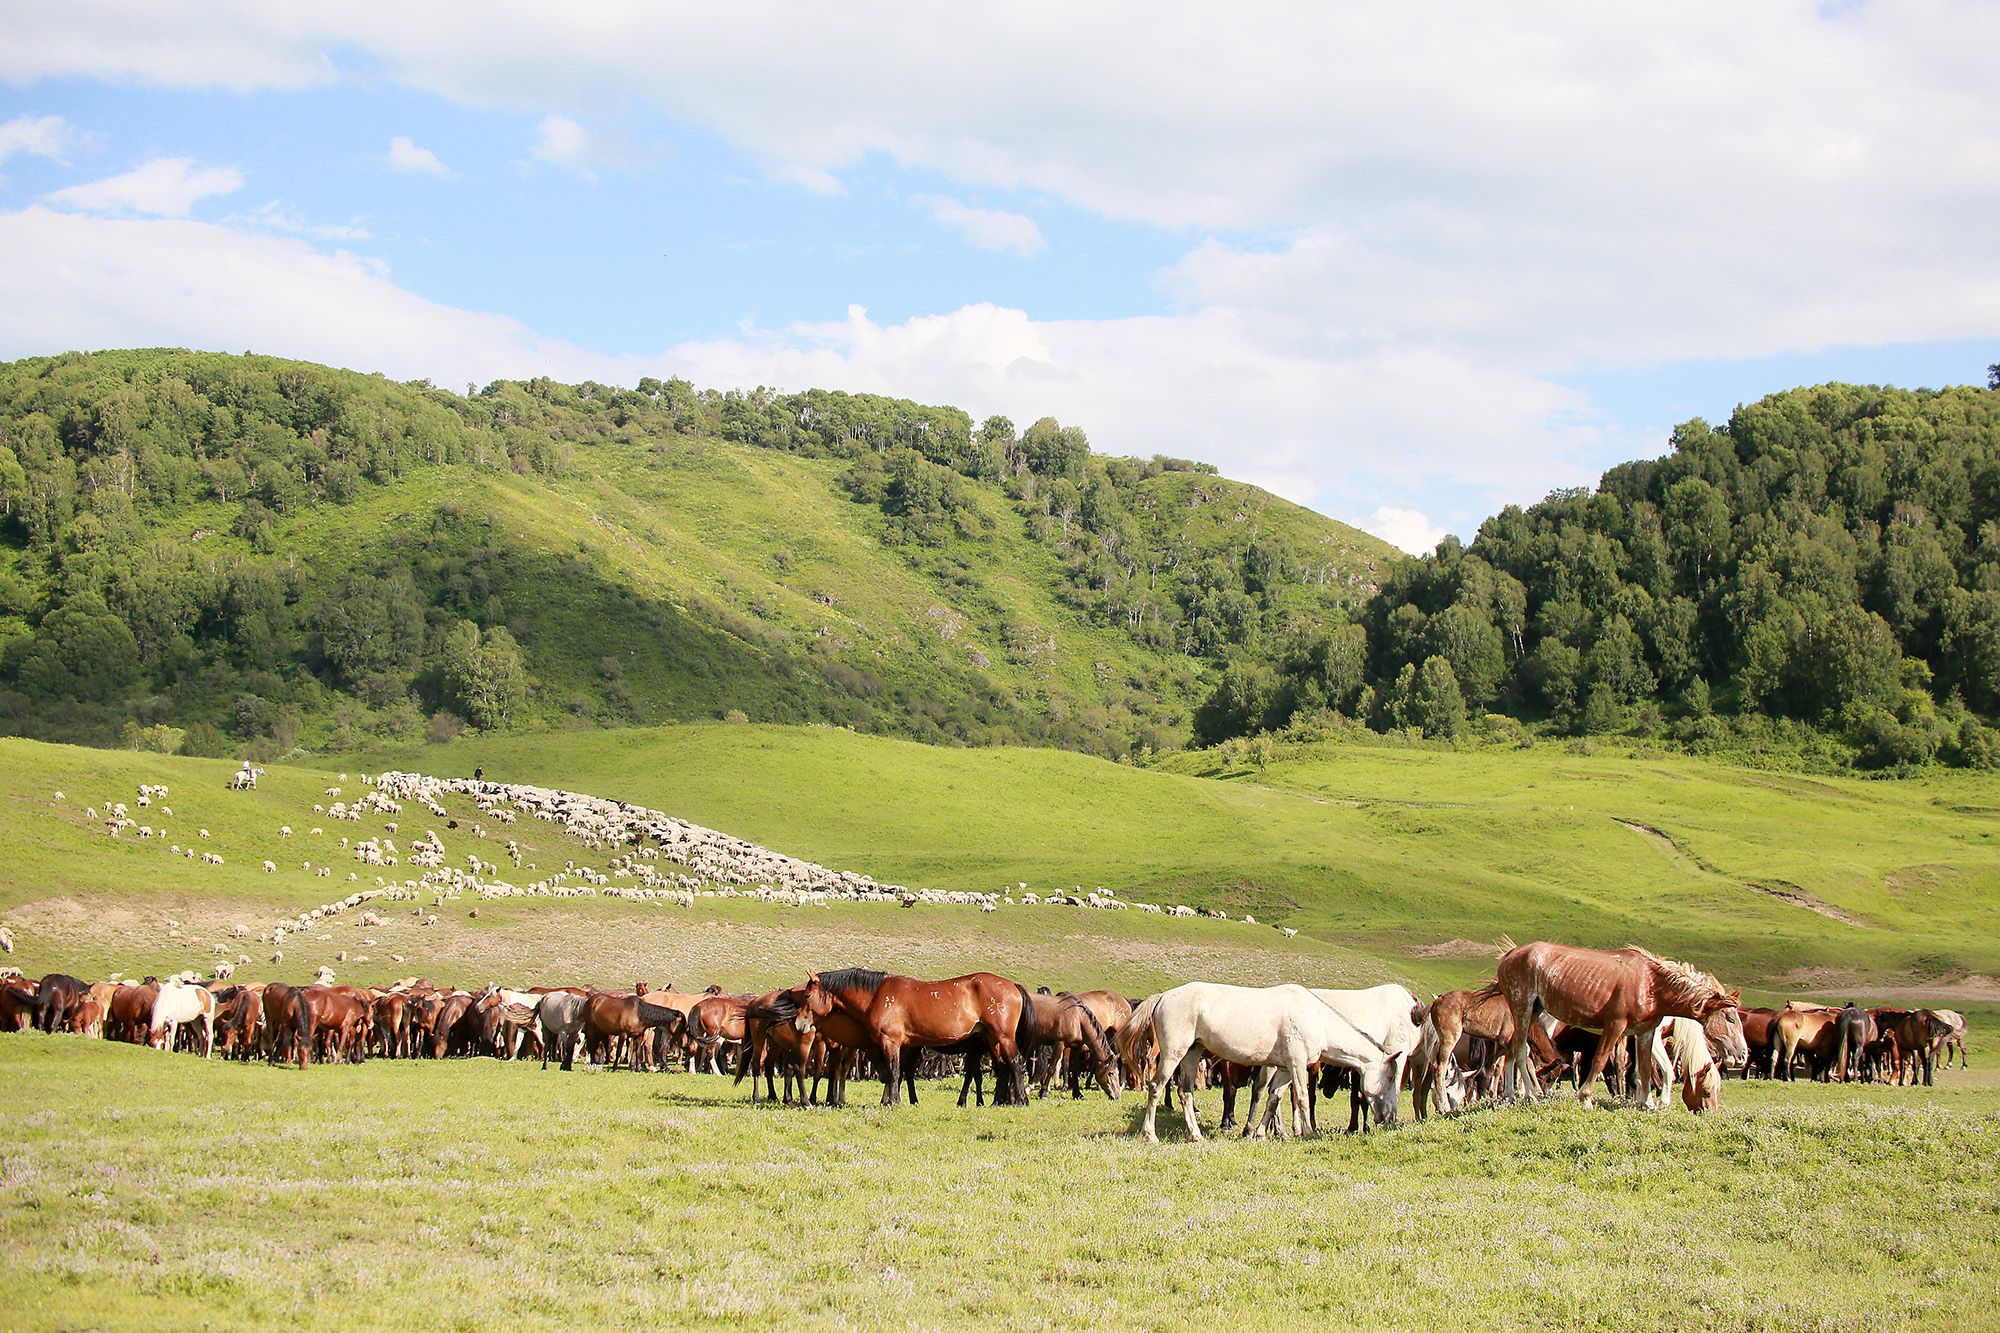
[733,1025,756,1085]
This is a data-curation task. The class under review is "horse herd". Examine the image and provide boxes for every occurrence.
[3,940,1970,1142]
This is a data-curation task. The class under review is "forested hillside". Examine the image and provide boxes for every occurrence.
[1200,381,2000,769]
[0,349,1395,758]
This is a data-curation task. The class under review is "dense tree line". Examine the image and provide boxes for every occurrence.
[1197,381,2000,769]
[0,349,1377,759]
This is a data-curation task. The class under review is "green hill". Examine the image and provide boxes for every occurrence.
[0,348,1397,760]
[6,726,1998,1000]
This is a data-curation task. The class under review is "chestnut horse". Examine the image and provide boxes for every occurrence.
[686,993,753,1074]
[1736,1006,1779,1078]
[1498,942,1738,1107]
[1873,1008,1952,1086]
[580,991,688,1071]
[798,968,1035,1106]
[1772,1002,1840,1081]
[1025,991,1123,1100]
[1417,984,1563,1117]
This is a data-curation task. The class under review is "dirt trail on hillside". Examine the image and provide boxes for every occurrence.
[1613,818,1866,926]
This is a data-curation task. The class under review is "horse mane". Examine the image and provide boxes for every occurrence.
[1623,945,1724,1004]
[746,992,801,1024]
[1071,998,1114,1064]
[815,968,887,998]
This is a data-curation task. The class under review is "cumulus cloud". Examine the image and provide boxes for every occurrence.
[0,207,1608,532]
[1361,507,1449,557]
[529,114,595,176]
[0,206,593,386]
[913,195,1044,256]
[387,134,449,176]
[44,157,243,217]
[0,114,72,172]
[3,2,1994,522]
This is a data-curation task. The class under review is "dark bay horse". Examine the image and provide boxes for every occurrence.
[799,968,1035,1107]
[1872,1008,1952,1086]
[1025,991,1122,1100]
[1498,942,1738,1107]
[261,983,313,1068]
[27,973,88,1034]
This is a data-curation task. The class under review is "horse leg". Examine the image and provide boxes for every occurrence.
[1221,1071,1238,1131]
[1578,1021,1626,1109]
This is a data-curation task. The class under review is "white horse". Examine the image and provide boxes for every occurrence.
[149,980,216,1058]
[1140,982,1394,1143]
[1303,984,1422,1130]
[1641,1015,1721,1112]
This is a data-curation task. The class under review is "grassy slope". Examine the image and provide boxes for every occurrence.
[8,727,2000,1001]
[2,1039,1996,1331]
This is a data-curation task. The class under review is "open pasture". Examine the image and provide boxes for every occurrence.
[3,1036,1998,1331]
[5,729,2000,1327]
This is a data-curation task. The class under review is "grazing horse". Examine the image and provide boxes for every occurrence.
[1643,1015,1723,1112]
[1140,982,1394,1143]
[148,980,216,1057]
[1873,1008,1952,1086]
[1830,1003,1876,1083]
[1735,1006,1779,1078]
[580,991,688,1071]
[107,982,160,1045]
[538,991,589,1070]
[1307,985,1423,1131]
[1772,1003,1841,1081]
[686,993,753,1074]
[215,985,264,1059]
[1930,1009,1968,1070]
[1497,942,1738,1108]
[1,977,38,1031]
[797,969,1035,1107]
[261,983,313,1068]
[1416,984,1564,1117]
[26,973,89,1034]
[1026,992,1123,1100]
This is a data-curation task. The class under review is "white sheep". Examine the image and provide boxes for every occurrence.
[198,828,209,839]
[279,825,292,837]
[262,860,276,873]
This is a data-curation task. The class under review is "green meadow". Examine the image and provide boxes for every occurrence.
[4,726,1999,1328]
[2,1038,1996,1332]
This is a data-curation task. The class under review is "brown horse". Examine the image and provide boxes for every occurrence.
[737,990,821,1103]
[1772,1003,1840,1081]
[1872,1008,1952,1086]
[686,993,753,1074]
[1736,1006,1779,1078]
[27,973,89,1033]
[261,983,313,1068]
[1497,942,1738,1107]
[1417,984,1564,1117]
[798,968,1035,1106]
[1,977,39,1031]
[750,980,886,1107]
[1025,991,1123,1100]
[107,982,159,1044]
[303,985,372,1062]
[580,991,688,1070]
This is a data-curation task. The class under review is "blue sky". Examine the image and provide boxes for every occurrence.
[1,3,1995,553]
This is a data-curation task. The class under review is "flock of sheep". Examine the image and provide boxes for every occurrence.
[32,762,1294,993]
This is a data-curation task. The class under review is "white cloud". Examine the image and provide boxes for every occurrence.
[1360,507,1449,557]
[3,4,1991,374]
[234,200,372,242]
[529,114,595,176]
[44,157,243,217]
[0,206,1607,533]
[387,134,449,176]
[0,206,593,388]
[0,114,72,172]
[913,195,1044,256]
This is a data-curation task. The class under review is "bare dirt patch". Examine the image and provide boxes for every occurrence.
[1745,880,1865,927]
[1407,938,1502,960]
